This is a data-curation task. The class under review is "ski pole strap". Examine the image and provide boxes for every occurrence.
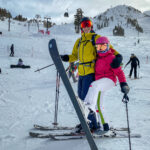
[122,94,129,103]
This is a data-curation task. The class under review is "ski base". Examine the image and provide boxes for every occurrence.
[29,131,141,140]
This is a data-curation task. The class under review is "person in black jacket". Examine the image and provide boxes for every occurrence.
[10,44,14,57]
[125,54,140,79]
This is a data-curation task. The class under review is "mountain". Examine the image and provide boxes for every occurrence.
[0,4,150,150]
[143,10,150,16]
[93,5,150,36]
[0,5,150,37]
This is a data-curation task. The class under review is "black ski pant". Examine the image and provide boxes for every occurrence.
[10,52,14,57]
[129,65,137,78]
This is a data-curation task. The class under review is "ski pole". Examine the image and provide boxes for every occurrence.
[123,65,127,71]
[122,94,132,150]
[34,63,54,72]
[53,71,60,127]
[138,67,140,78]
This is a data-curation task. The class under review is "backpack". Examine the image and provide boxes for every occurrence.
[77,34,97,49]
[77,34,97,65]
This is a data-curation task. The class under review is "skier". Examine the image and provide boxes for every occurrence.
[10,44,14,57]
[0,68,1,74]
[17,58,24,66]
[83,36,129,132]
[125,54,140,79]
[61,17,123,101]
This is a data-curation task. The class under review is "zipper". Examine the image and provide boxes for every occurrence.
[82,42,85,75]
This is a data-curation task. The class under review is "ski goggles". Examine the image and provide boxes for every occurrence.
[81,20,92,28]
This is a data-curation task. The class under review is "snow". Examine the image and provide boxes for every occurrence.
[0,5,150,150]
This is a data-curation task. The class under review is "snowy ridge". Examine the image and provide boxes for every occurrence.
[143,10,150,16]
[93,5,150,36]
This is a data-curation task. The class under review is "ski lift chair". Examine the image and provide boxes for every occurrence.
[64,12,69,17]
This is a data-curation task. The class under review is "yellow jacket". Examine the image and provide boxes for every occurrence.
[69,32,119,76]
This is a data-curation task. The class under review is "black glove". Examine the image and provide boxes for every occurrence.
[60,55,69,62]
[111,54,123,68]
[120,82,130,94]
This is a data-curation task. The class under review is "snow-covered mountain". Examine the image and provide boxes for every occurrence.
[93,5,150,36]
[0,4,150,150]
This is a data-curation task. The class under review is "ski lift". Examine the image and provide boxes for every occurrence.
[64,9,69,17]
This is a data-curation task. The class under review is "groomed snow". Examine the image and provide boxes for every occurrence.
[0,8,150,150]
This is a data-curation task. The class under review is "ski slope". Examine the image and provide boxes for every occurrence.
[0,10,150,150]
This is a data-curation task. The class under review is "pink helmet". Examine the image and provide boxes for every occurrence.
[96,36,109,45]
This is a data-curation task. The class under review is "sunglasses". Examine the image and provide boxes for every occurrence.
[81,20,92,28]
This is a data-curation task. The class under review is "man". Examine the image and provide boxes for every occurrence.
[61,17,123,101]
[10,44,14,57]
[17,58,24,66]
[125,54,140,79]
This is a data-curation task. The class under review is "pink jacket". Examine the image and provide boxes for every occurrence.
[95,48,126,84]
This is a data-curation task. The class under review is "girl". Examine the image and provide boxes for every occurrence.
[84,36,129,132]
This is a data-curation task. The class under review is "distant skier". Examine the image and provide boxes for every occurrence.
[0,68,1,74]
[10,58,30,69]
[82,36,129,133]
[10,44,14,57]
[17,58,24,66]
[125,54,140,79]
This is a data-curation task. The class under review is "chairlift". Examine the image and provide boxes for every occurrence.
[64,9,69,17]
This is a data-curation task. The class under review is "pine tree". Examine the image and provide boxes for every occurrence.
[14,15,27,22]
[74,8,83,33]
[113,25,124,36]
[0,8,12,19]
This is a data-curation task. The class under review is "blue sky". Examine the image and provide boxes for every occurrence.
[0,0,150,24]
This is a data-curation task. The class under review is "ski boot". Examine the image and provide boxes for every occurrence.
[74,123,84,133]
[88,109,101,132]
[103,123,109,131]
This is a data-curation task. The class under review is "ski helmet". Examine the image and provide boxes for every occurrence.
[96,36,109,45]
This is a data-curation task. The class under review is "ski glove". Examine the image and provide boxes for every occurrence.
[111,54,123,68]
[120,82,130,94]
[60,55,69,62]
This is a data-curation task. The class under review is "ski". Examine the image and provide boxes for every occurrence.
[29,131,141,140]
[33,124,74,130]
[48,39,98,150]
[33,124,128,132]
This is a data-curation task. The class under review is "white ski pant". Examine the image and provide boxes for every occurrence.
[84,78,115,125]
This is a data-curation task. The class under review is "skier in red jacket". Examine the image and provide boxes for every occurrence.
[83,36,130,132]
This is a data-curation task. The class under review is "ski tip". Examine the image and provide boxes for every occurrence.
[48,39,56,49]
